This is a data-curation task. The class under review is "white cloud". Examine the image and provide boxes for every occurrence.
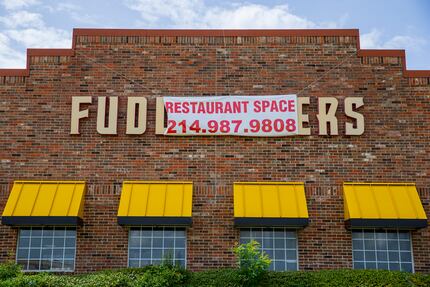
[0,11,44,28]
[0,33,26,68]
[203,4,315,29]
[51,2,80,12]
[360,29,381,48]
[125,0,203,27]
[46,2,99,25]
[0,3,72,68]
[125,0,317,28]
[1,0,39,10]
[383,35,426,50]
[361,29,426,52]
[6,28,71,48]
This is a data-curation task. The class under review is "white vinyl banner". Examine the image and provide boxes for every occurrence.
[164,95,298,137]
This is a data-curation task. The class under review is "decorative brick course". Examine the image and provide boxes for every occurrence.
[0,29,429,273]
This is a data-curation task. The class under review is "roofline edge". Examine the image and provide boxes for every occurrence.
[0,28,428,79]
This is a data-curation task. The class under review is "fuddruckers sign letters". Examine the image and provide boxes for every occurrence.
[70,95,365,136]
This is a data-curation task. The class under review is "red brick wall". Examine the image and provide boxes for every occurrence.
[0,184,17,262]
[0,30,429,273]
[412,188,430,272]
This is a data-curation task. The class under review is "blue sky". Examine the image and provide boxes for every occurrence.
[0,0,429,69]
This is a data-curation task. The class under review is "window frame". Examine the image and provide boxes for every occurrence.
[127,226,187,268]
[15,226,77,273]
[351,229,415,272]
[239,227,299,271]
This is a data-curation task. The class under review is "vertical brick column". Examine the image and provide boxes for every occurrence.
[0,184,17,262]
[412,188,430,272]
[75,184,128,273]
[299,185,352,270]
[187,185,238,270]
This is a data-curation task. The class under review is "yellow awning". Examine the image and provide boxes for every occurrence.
[343,183,427,229]
[234,182,308,227]
[117,181,193,225]
[1,181,86,225]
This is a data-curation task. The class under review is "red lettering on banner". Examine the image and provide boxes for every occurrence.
[197,102,205,113]
[174,102,181,113]
[233,102,241,114]
[206,102,214,114]
[190,102,197,113]
[168,100,252,114]
[182,102,189,113]
[215,102,223,113]
[164,95,299,136]
[254,101,261,112]
[254,100,294,113]
[288,100,295,112]
[270,101,279,112]
[262,100,270,111]
[224,102,232,113]
[279,100,287,112]
[242,101,249,113]
[165,102,174,113]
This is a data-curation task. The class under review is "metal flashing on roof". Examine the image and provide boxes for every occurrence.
[117,181,193,226]
[1,181,86,226]
[233,182,308,228]
[343,183,427,229]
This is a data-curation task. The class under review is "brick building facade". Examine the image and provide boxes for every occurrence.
[0,29,429,273]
